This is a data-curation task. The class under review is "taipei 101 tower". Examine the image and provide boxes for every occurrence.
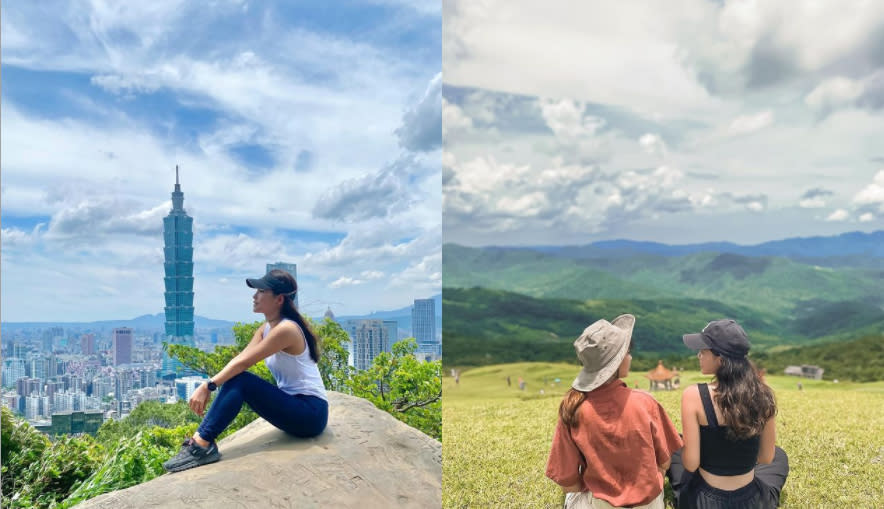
[161,165,196,377]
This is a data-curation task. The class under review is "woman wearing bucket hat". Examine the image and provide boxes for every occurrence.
[546,315,683,509]
[163,269,328,473]
[667,319,789,509]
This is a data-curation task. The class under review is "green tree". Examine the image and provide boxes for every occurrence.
[348,338,442,440]
[313,318,352,391]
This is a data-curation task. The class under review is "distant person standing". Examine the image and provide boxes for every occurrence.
[163,270,328,473]
[546,314,683,509]
[668,319,789,509]
[518,377,526,391]
[507,375,511,387]
[455,371,460,385]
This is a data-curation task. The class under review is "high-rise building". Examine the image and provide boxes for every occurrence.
[112,327,133,366]
[42,327,63,353]
[80,334,96,356]
[383,320,399,352]
[175,376,208,402]
[412,298,438,356]
[163,166,196,377]
[2,358,26,388]
[266,262,299,309]
[348,319,389,371]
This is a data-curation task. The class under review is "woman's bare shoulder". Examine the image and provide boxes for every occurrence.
[681,384,701,402]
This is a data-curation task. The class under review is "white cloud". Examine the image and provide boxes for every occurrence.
[805,77,864,112]
[330,277,363,289]
[361,270,385,280]
[859,212,875,222]
[728,111,773,136]
[639,133,667,159]
[799,197,826,209]
[442,98,474,135]
[540,98,605,141]
[826,209,849,221]
[853,170,884,210]
[395,72,442,152]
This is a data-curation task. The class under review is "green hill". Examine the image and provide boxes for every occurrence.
[753,334,884,382]
[442,244,884,315]
[442,287,801,367]
[443,287,884,375]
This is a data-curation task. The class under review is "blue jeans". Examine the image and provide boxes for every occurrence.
[196,371,328,443]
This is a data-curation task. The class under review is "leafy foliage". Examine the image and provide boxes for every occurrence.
[95,400,199,448]
[0,410,105,509]
[348,338,442,440]
[2,406,51,508]
[60,425,197,508]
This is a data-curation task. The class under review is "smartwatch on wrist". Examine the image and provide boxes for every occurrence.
[207,379,218,392]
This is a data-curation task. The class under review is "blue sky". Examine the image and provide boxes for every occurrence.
[442,0,884,246]
[1,0,441,322]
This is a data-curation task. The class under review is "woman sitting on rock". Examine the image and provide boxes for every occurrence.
[163,269,328,473]
[546,314,684,509]
[667,319,789,508]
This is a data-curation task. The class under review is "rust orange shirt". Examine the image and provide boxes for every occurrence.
[546,381,683,507]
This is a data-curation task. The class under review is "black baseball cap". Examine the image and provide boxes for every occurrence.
[246,271,296,295]
[683,319,751,358]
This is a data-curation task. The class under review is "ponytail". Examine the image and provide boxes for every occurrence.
[281,294,321,363]
[559,389,587,428]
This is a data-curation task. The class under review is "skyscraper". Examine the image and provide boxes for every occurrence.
[383,320,399,352]
[412,298,438,357]
[112,327,133,366]
[162,166,195,376]
[80,334,96,356]
[266,262,298,309]
[347,319,389,371]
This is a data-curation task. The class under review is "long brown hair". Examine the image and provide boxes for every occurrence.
[713,354,776,440]
[271,270,321,363]
[558,371,619,427]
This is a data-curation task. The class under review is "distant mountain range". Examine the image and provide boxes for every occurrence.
[443,231,884,367]
[1,294,442,335]
[524,230,884,263]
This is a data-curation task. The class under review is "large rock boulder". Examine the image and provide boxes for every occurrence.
[75,392,441,509]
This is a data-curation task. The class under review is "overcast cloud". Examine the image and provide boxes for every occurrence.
[443,0,884,245]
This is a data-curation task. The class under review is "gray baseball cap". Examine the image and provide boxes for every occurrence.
[683,319,751,358]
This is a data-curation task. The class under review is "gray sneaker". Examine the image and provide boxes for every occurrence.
[163,438,221,473]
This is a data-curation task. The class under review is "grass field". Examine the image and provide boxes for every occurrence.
[442,362,884,508]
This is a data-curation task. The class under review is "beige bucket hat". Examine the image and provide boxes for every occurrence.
[572,314,635,392]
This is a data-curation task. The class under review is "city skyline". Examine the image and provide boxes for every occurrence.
[1,1,442,322]
[443,1,884,246]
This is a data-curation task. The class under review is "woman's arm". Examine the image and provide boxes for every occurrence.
[244,323,266,350]
[212,322,303,385]
[680,385,701,473]
[756,415,776,464]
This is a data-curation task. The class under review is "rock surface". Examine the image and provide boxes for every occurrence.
[74,391,441,509]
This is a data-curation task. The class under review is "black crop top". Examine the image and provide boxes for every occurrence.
[697,383,760,475]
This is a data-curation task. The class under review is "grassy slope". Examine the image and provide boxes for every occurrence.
[442,363,884,508]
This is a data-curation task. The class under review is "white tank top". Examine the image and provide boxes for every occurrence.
[262,319,327,401]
